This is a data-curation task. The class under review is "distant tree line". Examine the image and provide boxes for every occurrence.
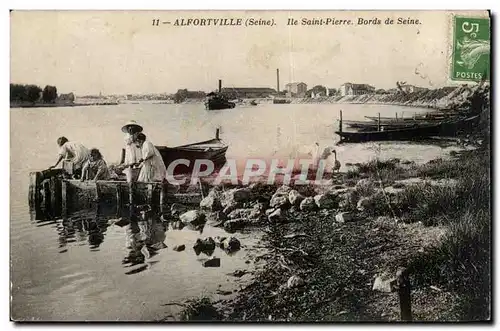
[10,84,58,103]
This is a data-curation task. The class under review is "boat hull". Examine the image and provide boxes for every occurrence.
[205,99,236,110]
[336,115,480,143]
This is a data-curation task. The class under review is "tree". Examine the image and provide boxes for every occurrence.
[306,85,328,97]
[42,85,58,103]
[26,85,43,102]
[10,84,42,102]
[328,88,337,96]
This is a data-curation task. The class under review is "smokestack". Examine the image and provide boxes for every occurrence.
[218,79,222,93]
[276,69,280,93]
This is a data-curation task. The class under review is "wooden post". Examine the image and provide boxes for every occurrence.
[378,113,381,132]
[49,177,58,217]
[159,184,166,214]
[61,180,67,219]
[147,183,154,207]
[95,182,101,202]
[218,79,222,93]
[129,182,135,216]
[116,184,122,217]
[339,110,343,133]
[396,268,412,321]
[29,172,42,220]
[396,112,398,121]
[216,128,220,140]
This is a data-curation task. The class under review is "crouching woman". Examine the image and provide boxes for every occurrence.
[81,148,111,182]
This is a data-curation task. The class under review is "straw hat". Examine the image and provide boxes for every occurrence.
[121,120,143,133]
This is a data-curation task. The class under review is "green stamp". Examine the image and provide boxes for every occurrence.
[451,16,490,82]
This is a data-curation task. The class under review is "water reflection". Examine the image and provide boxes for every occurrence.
[56,212,111,252]
[123,214,168,274]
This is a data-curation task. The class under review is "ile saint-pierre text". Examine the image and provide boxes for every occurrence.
[288,17,421,26]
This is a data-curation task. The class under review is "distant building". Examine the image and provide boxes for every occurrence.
[220,87,276,99]
[339,83,375,96]
[400,85,428,94]
[285,82,308,97]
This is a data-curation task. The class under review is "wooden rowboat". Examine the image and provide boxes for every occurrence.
[156,135,228,174]
[336,115,480,143]
[117,129,228,175]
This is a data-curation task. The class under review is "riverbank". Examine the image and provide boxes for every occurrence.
[10,101,119,108]
[166,141,490,321]
[292,85,487,111]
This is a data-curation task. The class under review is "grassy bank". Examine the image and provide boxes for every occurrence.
[179,148,490,322]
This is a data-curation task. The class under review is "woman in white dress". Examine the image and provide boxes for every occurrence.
[133,132,167,182]
[120,120,143,182]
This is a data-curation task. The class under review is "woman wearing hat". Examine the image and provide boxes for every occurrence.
[120,120,143,182]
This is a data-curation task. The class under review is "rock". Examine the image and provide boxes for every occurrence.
[227,208,244,219]
[265,208,277,216]
[225,237,241,253]
[223,218,248,233]
[180,210,206,226]
[286,275,305,288]
[251,202,266,216]
[216,289,232,295]
[214,236,227,248]
[221,188,251,208]
[372,273,397,293]
[356,197,371,212]
[314,193,338,209]
[268,208,283,222]
[270,194,289,209]
[170,203,188,217]
[288,190,305,206]
[200,194,222,211]
[202,257,221,268]
[231,269,248,277]
[300,197,316,211]
[222,203,240,215]
[227,208,259,220]
[113,218,130,227]
[206,211,226,227]
[275,185,292,196]
[232,188,251,202]
[171,221,185,230]
[193,237,216,252]
[335,212,355,223]
[173,244,185,252]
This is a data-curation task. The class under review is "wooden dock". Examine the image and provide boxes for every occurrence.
[29,170,203,221]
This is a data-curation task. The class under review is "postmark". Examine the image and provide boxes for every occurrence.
[450,16,490,82]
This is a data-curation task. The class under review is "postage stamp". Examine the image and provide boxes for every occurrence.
[450,15,491,82]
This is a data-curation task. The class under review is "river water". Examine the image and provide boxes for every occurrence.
[10,102,463,321]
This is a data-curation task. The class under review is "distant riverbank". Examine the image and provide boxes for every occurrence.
[10,101,119,108]
[173,85,478,112]
[291,85,478,111]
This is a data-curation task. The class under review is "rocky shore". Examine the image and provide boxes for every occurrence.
[292,84,488,111]
[164,143,490,321]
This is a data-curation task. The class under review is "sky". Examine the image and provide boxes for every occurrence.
[10,10,489,95]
